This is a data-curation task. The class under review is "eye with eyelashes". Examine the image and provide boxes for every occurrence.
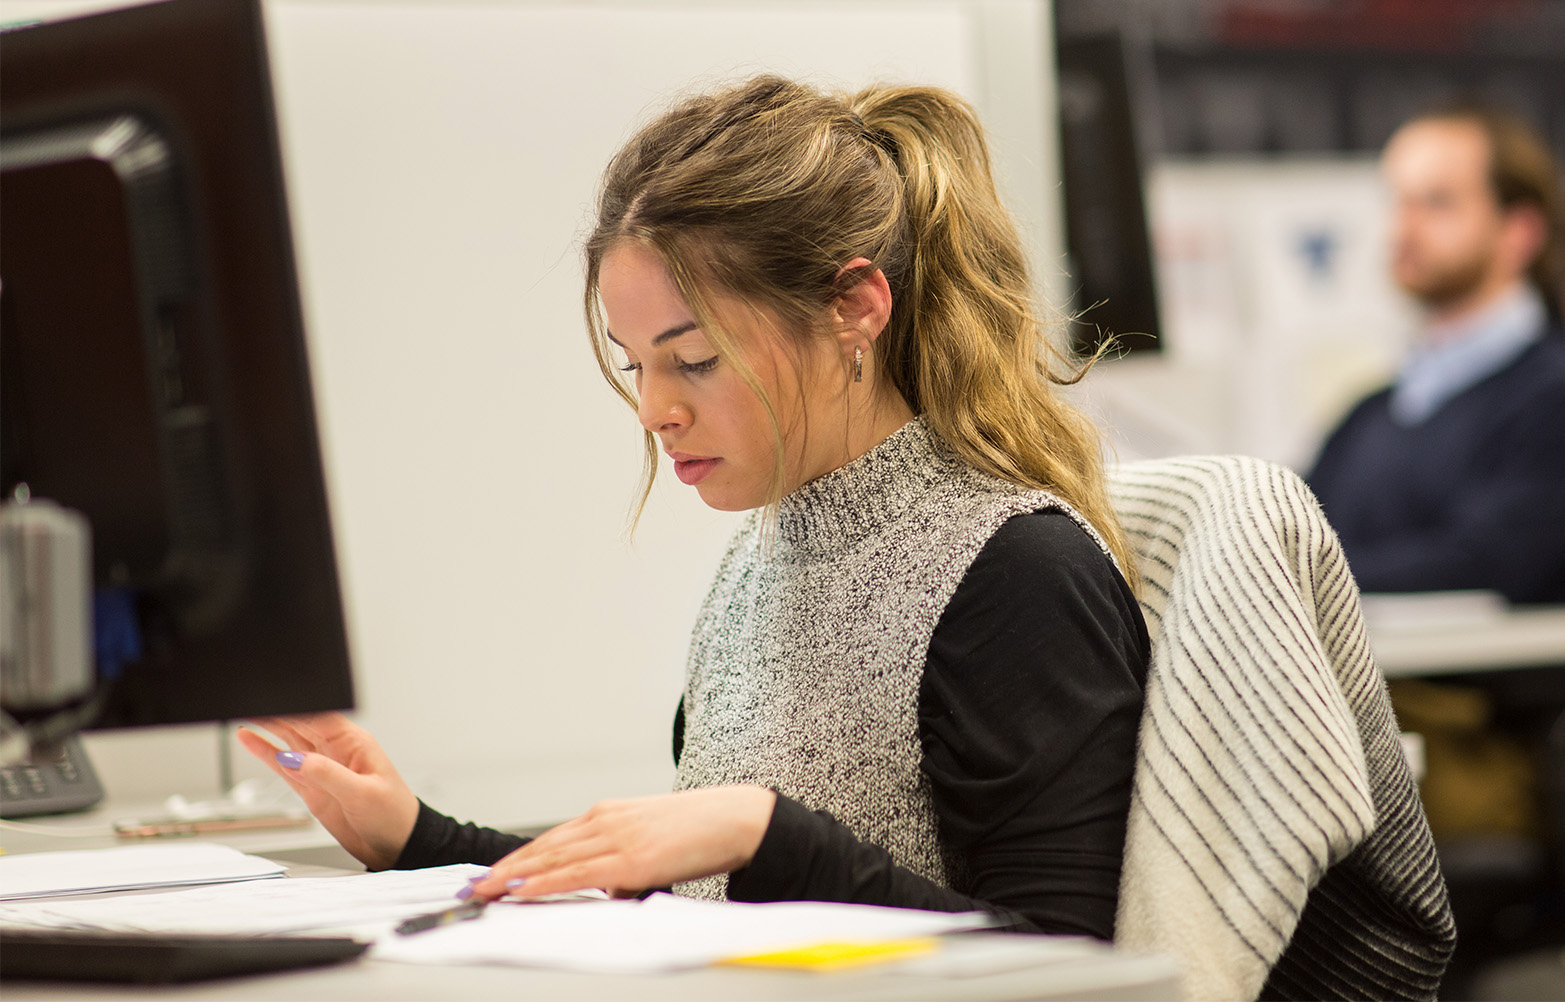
[618,356,720,375]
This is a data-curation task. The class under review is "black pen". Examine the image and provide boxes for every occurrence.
[395,899,487,936]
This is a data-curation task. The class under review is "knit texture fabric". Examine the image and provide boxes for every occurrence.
[1108,455,1455,1001]
[674,417,1111,901]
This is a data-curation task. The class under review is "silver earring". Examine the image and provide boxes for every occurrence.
[853,345,864,383]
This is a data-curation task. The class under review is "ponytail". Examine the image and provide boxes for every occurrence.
[850,85,1135,587]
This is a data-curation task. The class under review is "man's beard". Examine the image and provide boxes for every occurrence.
[1395,248,1491,311]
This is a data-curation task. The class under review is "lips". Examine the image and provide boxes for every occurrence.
[669,452,720,486]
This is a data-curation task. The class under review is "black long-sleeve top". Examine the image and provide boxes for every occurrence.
[393,510,1150,941]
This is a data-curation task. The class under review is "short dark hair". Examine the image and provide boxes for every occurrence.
[1411,99,1563,320]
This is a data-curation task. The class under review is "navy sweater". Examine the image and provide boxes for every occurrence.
[1307,332,1565,604]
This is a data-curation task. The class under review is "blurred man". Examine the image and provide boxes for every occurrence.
[1307,103,1565,603]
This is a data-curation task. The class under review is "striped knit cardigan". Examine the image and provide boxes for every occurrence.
[1106,456,1456,1001]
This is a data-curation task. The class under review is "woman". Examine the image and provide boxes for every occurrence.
[240,76,1148,941]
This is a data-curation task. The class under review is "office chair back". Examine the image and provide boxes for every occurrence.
[1107,455,1455,1001]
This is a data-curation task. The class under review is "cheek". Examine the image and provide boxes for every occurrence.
[1433,206,1491,248]
[702,379,772,455]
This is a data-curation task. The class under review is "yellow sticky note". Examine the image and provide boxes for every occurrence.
[720,937,939,971]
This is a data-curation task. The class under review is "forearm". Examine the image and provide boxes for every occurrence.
[389,800,531,870]
[725,795,1051,935]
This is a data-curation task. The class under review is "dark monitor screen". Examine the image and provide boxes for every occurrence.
[1056,32,1162,357]
[0,0,353,729]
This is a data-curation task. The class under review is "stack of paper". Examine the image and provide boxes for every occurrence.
[0,863,485,939]
[0,843,286,901]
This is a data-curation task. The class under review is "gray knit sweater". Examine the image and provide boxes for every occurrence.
[674,417,1113,900]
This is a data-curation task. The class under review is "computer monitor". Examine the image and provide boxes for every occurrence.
[1056,32,1162,356]
[0,0,353,732]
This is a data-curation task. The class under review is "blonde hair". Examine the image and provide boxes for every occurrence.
[584,75,1136,588]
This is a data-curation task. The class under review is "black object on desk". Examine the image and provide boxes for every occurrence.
[0,929,368,983]
[395,899,486,936]
[0,736,104,819]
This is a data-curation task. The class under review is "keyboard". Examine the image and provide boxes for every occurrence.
[0,928,368,983]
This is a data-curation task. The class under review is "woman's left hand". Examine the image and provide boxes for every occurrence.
[468,785,777,901]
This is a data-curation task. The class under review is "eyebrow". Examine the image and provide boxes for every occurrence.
[605,321,699,349]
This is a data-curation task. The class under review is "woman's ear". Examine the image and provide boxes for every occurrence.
[832,257,893,359]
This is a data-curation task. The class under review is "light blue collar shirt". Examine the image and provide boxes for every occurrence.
[1389,284,1548,427]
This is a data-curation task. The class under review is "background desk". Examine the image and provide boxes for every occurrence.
[1367,603,1565,678]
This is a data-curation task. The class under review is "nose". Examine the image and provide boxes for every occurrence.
[1389,208,1421,263]
[1390,196,1421,241]
[637,372,689,435]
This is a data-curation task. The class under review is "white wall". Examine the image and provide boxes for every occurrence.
[11,0,1063,815]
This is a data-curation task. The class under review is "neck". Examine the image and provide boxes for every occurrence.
[854,392,916,458]
[795,375,913,497]
[1421,279,1530,345]
[1427,278,1521,328]
[792,388,915,495]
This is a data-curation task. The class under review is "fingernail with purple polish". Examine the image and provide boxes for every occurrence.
[506,878,526,891]
[455,883,475,901]
[276,751,305,770]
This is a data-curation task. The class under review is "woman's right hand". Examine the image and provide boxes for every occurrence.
[236,713,420,871]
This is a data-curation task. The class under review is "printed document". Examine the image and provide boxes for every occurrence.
[0,863,486,938]
[0,842,285,900]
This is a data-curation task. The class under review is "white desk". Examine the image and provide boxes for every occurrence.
[1365,600,1565,678]
[4,936,1181,1001]
[0,790,1181,1002]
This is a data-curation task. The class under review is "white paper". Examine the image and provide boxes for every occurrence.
[0,863,487,939]
[371,892,994,973]
[0,842,286,900]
